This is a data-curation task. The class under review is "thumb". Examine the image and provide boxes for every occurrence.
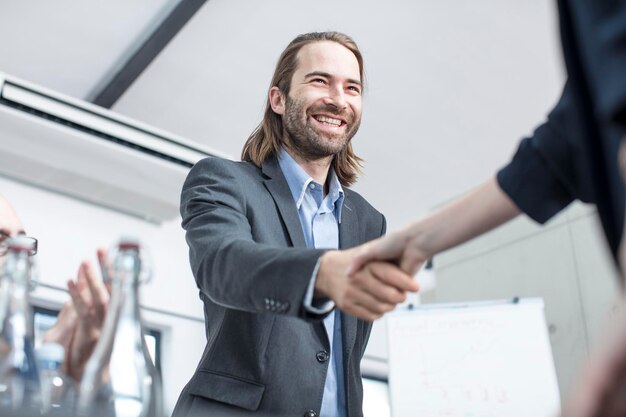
[346,244,377,275]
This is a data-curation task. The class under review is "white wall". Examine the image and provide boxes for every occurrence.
[0,176,206,414]
[113,0,565,232]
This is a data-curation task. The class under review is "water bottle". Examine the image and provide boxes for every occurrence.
[36,342,76,415]
[0,235,42,415]
[77,237,163,417]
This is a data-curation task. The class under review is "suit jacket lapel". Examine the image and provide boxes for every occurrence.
[263,157,333,349]
[339,196,359,364]
[263,157,359,355]
[262,157,307,248]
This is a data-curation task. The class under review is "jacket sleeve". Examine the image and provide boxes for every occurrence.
[496,83,595,223]
[180,157,326,318]
[567,1,626,131]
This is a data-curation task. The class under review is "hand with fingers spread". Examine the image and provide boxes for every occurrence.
[65,248,110,382]
[42,300,79,364]
[315,248,419,322]
[43,249,110,382]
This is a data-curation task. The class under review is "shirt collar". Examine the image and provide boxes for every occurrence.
[326,167,344,222]
[278,147,344,221]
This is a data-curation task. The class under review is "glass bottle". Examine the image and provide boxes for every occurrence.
[77,237,162,417]
[36,342,76,415]
[0,235,42,415]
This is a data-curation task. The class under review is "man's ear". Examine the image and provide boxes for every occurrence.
[269,86,285,115]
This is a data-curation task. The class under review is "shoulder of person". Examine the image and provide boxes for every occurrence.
[343,188,383,218]
[189,157,261,179]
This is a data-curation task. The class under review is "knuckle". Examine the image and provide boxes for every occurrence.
[375,303,390,315]
[381,304,394,314]
[351,273,366,285]
[384,288,400,303]
[387,289,403,303]
[343,287,356,301]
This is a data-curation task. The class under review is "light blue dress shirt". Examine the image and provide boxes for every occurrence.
[278,147,346,417]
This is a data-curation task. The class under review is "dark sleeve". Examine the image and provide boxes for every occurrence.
[180,157,325,318]
[496,83,594,223]
[568,1,626,131]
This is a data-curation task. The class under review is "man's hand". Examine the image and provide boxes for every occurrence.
[42,249,110,382]
[66,248,110,382]
[315,249,419,321]
[42,300,78,360]
[348,224,428,277]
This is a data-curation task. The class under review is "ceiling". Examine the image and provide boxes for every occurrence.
[0,0,565,231]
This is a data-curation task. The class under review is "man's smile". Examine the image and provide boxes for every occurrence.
[313,115,344,126]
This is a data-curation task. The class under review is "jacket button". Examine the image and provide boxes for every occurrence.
[304,411,317,417]
[316,350,329,363]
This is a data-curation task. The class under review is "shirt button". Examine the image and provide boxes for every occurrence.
[316,350,329,363]
[304,411,317,417]
[309,183,316,190]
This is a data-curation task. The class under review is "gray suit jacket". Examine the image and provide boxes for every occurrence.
[172,156,386,417]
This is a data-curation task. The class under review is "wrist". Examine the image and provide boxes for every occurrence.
[403,221,432,260]
[314,250,342,298]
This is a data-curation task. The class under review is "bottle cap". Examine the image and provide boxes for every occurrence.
[105,236,153,284]
[7,235,36,252]
[118,236,141,250]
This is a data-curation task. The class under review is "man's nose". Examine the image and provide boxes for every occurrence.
[324,85,348,110]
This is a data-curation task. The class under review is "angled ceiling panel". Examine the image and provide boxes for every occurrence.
[0,0,180,100]
[91,0,208,108]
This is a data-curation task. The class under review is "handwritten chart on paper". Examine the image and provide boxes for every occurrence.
[386,299,560,417]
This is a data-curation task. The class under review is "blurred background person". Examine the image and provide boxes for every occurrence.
[1,193,109,383]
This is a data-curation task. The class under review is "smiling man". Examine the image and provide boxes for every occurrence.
[172,32,418,417]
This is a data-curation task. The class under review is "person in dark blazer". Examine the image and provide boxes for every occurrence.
[349,2,626,416]
[171,32,417,417]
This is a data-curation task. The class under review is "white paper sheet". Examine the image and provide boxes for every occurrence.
[386,298,560,417]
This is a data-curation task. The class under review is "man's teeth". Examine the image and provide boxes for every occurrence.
[315,116,342,126]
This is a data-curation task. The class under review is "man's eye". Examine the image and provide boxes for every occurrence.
[347,86,361,94]
[312,78,327,84]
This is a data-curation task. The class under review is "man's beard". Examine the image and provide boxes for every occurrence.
[282,95,360,160]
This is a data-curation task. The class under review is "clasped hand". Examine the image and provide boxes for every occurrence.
[315,235,422,322]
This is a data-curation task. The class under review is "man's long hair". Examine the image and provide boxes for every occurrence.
[241,31,365,187]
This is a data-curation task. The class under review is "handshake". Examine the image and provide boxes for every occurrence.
[314,225,425,322]
[314,178,523,321]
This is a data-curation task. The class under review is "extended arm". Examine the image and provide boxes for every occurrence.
[350,86,595,275]
[350,177,520,275]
